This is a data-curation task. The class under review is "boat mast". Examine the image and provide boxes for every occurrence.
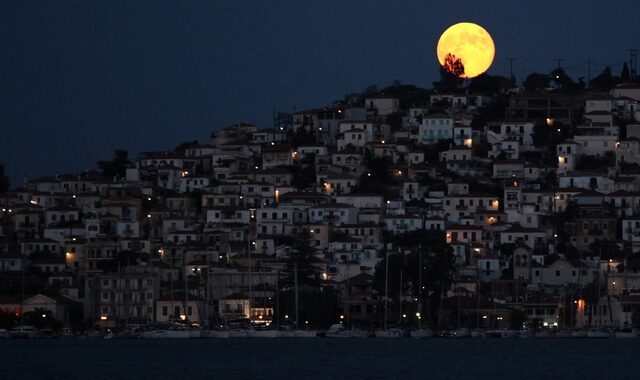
[183,254,188,322]
[418,245,422,329]
[399,260,403,324]
[294,259,299,330]
[248,237,252,324]
[383,248,389,331]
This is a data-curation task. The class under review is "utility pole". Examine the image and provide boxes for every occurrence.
[555,58,563,68]
[587,60,591,86]
[507,58,516,82]
[628,49,638,79]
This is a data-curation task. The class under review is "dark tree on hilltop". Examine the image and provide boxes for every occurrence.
[378,82,431,109]
[97,150,131,179]
[434,53,465,91]
[621,63,631,83]
[551,67,585,93]
[174,140,199,152]
[354,84,380,104]
[523,73,551,92]
[468,74,513,94]
[0,164,9,193]
[589,66,620,90]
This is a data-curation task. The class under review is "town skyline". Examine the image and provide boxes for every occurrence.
[2,1,639,183]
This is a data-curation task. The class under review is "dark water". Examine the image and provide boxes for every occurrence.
[0,338,638,380]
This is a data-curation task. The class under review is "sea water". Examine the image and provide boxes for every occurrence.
[0,338,638,379]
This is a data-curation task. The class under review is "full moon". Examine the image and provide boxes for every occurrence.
[436,22,495,78]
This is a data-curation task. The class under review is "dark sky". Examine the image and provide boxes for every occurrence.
[1,0,637,184]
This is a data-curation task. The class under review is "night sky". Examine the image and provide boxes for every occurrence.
[1,0,637,184]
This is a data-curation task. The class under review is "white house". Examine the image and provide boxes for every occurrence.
[419,113,454,144]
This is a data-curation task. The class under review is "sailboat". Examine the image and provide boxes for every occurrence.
[290,260,317,338]
[411,246,433,338]
[375,248,406,338]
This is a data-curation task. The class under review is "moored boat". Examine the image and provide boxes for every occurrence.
[9,325,39,339]
[587,328,612,338]
[228,329,249,338]
[207,329,230,338]
[449,327,470,338]
[410,328,434,338]
[534,330,555,338]
[570,330,588,338]
[292,330,317,338]
[614,328,638,338]
[374,328,405,338]
[247,328,279,338]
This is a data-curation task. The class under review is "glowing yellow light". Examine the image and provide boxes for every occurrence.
[546,118,555,126]
[464,138,473,148]
[436,22,495,78]
[180,314,187,321]
[100,316,108,321]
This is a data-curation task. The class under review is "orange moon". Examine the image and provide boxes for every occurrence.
[436,22,495,78]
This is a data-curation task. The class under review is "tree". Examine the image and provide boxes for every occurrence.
[621,63,631,83]
[96,250,142,272]
[174,140,199,152]
[96,150,131,179]
[22,308,63,331]
[589,66,620,90]
[523,73,551,92]
[550,67,584,93]
[280,228,320,289]
[0,309,17,329]
[373,230,456,328]
[290,127,316,148]
[468,74,513,94]
[434,53,465,90]
[511,308,528,330]
[0,164,9,193]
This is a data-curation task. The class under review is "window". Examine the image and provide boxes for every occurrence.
[556,270,560,277]
[162,306,168,316]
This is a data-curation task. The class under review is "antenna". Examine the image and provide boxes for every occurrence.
[507,58,516,82]
[555,58,563,68]
[628,48,638,79]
